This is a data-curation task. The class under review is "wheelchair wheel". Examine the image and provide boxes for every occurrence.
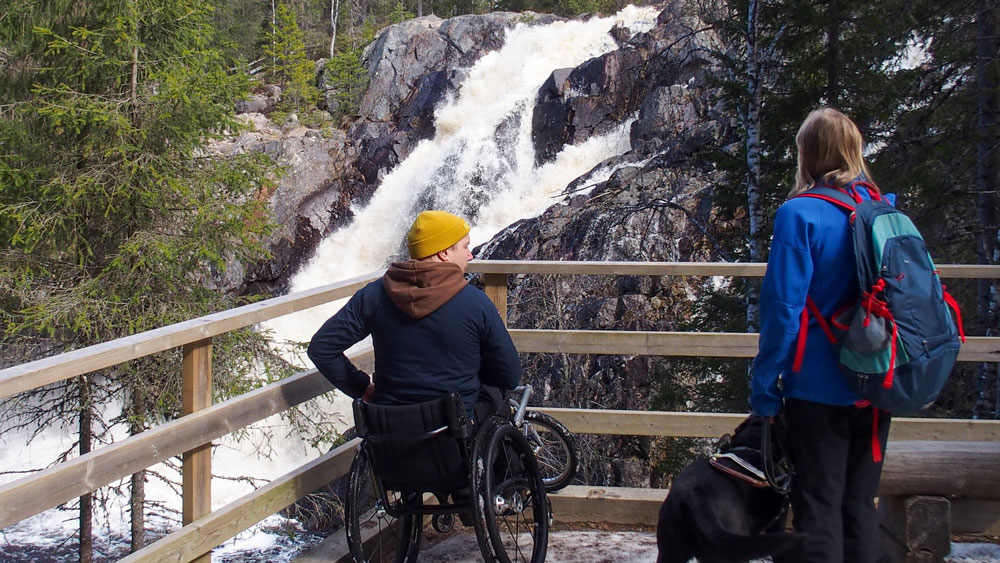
[345,448,422,563]
[522,410,578,492]
[471,418,549,563]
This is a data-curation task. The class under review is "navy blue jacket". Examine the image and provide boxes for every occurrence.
[307,262,521,416]
[750,184,885,416]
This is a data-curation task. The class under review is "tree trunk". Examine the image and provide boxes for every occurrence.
[745,0,764,332]
[130,471,145,550]
[826,0,840,106]
[973,0,1000,419]
[79,375,93,563]
[330,0,340,57]
[130,45,139,125]
[129,387,146,551]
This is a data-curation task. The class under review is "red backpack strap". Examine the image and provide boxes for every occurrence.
[941,285,966,343]
[796,186,858,212]
[806,296,838,344]
[848,180,881,202]
[792,296,839,373]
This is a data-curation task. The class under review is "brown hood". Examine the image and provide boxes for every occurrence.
[382,261,468,319]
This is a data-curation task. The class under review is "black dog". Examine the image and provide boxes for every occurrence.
[655,415,801,563]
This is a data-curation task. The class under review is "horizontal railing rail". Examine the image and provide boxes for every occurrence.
[0,272,381,399]
[1,260,999,562]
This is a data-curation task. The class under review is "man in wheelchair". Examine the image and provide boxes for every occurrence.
[308,210,549,563]
[307,209,520,423]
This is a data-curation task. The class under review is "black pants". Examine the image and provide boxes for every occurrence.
[779,398,891,563]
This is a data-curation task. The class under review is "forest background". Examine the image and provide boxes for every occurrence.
[0,0,998,560]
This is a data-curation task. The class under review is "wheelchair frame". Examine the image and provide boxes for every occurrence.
[345,391,550,563]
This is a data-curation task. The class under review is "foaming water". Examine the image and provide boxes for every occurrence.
[265,6,657,352]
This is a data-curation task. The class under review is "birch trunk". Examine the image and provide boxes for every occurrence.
[745,0,763,332]
[826,0,840,106]
[330,0,340,57]
[973,0,1000,419]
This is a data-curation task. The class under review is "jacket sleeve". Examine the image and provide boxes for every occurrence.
[750,203,814,416]
[307,288,373,399]
[478,298,521,391]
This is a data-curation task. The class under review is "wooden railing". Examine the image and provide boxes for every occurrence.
[1,261,999,563]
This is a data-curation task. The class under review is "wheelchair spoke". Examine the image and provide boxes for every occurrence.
[346,449,421,563]
[521,411,578,492]
[474,421,549,563]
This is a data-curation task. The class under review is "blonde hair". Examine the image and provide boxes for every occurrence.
[789,107,878,198]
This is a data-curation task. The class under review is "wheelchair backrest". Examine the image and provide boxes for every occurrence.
[352,393,471,493]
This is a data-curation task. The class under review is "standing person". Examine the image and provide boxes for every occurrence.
[750,107,892,563]
[307,210,520,422]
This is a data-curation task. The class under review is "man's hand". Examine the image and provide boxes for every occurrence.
[362,382,375,402]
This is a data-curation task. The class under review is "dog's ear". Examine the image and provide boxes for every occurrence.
[731,415,766,448]
[714,433,732,453]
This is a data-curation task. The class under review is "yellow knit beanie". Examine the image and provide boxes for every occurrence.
[407,210,471,259]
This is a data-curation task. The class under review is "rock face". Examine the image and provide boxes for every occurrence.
[222,12,565,292]
[209,114,367,293]
[531,6,716,165]
[474,4,735,487]
[224,3,737,487]
[352,12,562,183]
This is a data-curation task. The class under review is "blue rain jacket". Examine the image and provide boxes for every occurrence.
[750,184,889,416]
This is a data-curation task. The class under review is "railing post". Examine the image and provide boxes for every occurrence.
[182,339,212,563]
[483,273,508,325]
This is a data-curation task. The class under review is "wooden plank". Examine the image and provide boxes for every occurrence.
[470,261,768,277]
[937,264,1000,279]
[0,348,374,530]
[0,366,335,529]
[549,485,664,526]
[120,439,360,563]
[511,330,1000,362]
[3,262,997,399]
[951,499,1000,535]
[483,273,508,325]
[533,409,746,438]
[0,271,381,399]
[531,408,1000,442]
[470,261,1000,279]
[509,330,760,357]
[879,441,1000,498]
[878,495,951,562]
[181,340,212,563]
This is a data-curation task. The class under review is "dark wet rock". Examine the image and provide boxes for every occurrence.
[530,4,714,165]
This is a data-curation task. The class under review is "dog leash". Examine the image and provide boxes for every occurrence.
[762,417,791,495]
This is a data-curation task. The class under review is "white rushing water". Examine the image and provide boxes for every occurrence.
[0,6,657,561]
[263,5,658,353]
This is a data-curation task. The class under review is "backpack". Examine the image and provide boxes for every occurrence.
[791,181,965,414]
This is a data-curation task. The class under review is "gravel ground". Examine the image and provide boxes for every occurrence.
[417,525,1000,563]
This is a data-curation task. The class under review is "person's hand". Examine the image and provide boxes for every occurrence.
[362,382,375,402]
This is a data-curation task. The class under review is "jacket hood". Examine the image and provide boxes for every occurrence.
[382,261,468,319]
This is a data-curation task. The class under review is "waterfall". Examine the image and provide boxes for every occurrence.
[264,5,657,351]
[0,6,657,561]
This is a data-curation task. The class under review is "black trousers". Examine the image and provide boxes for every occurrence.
[779,398,891,563]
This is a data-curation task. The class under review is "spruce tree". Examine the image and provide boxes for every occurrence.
[265,3,320,114]
[0,0,287,555]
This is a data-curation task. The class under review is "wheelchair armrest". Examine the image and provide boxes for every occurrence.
[352,398,369,438]
[444,392,470,439]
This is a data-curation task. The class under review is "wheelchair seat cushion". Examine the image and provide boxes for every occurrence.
[354,394,470,493]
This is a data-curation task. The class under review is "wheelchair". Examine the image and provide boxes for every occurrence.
[344,390,550,563]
